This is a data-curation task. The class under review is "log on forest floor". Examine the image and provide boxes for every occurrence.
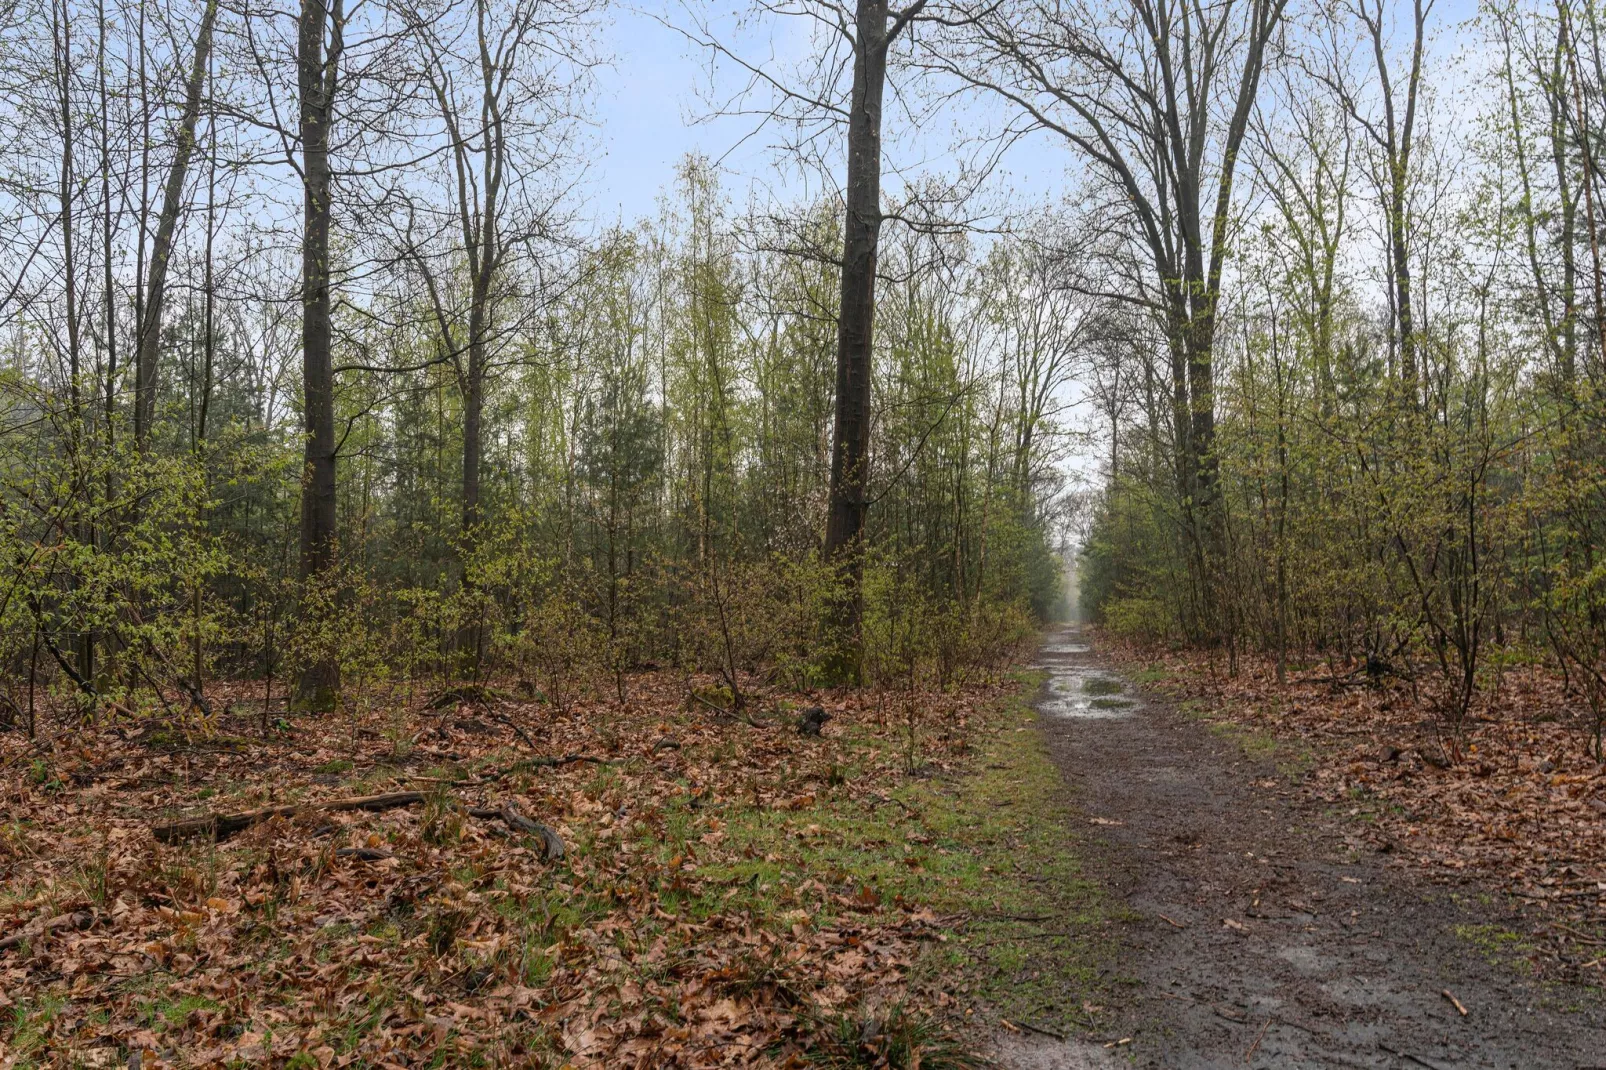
[152,791,428,842]
[150,790,566,860]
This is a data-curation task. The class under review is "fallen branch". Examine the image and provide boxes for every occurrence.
[152,791,428,843]
[0,909,97,952]
[503,754,615,773]
[463,803,565,860]
[687,689,760,728]
[153,789,568,860]
[497,803,565,860]
[493,712,539,750]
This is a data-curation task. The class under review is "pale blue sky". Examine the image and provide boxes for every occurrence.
[583,4,1071,225]
[584,0,1485,227]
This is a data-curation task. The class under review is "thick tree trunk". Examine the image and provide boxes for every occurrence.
[133,0,217,450]
[823,0,893,669]
[296,0,340,710]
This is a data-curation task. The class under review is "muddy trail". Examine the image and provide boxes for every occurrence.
[996,626,1606,1070]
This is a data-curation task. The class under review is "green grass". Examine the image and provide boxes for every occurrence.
[1455,923,1540,976]
[7,996,66,1063]
[679,672,1115,1038]
[1127,666,1170,685]
[1206,719,1314,778]
[140,993,223,1030]
[1082,677,1125,696]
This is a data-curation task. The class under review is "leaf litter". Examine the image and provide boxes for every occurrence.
[1105,640,1606,977]
[0,672,1019,1067]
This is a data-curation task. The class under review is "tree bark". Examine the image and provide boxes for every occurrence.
[825,0,923,668]
[296,0,342,710]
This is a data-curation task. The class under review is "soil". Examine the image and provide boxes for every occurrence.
[994,626,1606,1070]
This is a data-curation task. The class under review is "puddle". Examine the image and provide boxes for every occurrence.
[1038,641,1090,656]
[1040,671,1138,719]
[1036,630,1140,719]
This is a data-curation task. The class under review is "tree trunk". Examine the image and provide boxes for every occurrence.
[133,0,218,450]
[458,298,485,673]
[295,0,340,711]
[823,0,894,671]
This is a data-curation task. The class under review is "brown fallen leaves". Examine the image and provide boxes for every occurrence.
[0,672,999,1066]
[1104,638,1606,973]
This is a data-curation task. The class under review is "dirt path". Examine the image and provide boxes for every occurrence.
[996,626,1606,1070]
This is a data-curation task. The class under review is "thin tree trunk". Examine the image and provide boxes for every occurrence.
[133,0,218,450]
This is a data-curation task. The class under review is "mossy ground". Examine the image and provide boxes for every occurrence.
[709,672,1115,1040]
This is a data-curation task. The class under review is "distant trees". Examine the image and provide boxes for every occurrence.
[17,0,1606,751]
[1074,0,1606,750]
[936,0,1290,639]
[679,0,950,675]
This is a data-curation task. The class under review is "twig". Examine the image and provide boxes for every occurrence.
[1546,922,1606,946]
[1244,1018,1270,1062]
[1440,989,1468,1016]
[493,712,538,751]
[1379,1041,1453,1069]
[1158,913,1188,929]
[1005,1018,1066,1041]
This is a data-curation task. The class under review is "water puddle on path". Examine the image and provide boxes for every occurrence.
[1038,639,1090,656]
[1036,661,1139,720]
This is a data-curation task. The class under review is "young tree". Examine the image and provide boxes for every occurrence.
[134,0,218,450]
[390,0,599,669]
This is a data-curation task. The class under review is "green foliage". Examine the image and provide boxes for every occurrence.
[0,157,1067,730]
[1101,597,1173,643]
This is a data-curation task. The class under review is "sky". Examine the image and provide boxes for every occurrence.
[582,4,1072,225]
[581,0,1487,227]
[579,0,1489,506]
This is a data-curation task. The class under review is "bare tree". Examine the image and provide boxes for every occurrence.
[133,0,219,450]
[387,0,598,670]
[1317,0,1433,405]
[820,1,929,652]
[934,0,1289,636]
[676,0,941,669]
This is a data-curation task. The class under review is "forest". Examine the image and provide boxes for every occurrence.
[0,0,1603,1065]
